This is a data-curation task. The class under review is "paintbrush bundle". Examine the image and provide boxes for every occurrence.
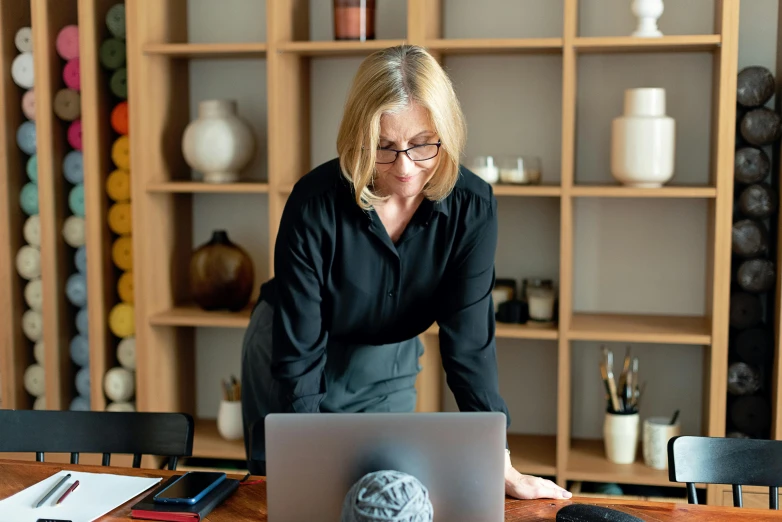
[599,345,644,414]
[221,375,241,402]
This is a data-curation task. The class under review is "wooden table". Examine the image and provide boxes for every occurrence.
[2,459,782,521]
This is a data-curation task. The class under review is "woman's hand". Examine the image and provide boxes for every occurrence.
[504,450,572,500]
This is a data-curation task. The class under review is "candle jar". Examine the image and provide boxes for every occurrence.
[334,0,376,41]
[469,155,499,184]
[498,155,542,185]
[527,286,556,323]
[492,278,516,314]
[522,278,553,302]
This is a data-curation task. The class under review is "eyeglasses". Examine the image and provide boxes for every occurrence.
[374,142,441,164]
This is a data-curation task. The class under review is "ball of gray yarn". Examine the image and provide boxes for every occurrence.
[341,470,433,522]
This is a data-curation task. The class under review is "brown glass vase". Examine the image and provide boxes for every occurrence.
[189,230,254,311]
[334,0,376,41]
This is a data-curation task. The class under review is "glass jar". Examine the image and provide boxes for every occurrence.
[528,286,555,323]
[498,155,542,185]
[469,155,500,184]
[334,0,376,41]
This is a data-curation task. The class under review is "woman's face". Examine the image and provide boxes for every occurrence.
[374,102,440,200]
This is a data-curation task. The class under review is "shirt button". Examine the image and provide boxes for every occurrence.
[387,291,394,297]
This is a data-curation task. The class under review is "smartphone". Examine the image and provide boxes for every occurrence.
[152,471,226,505]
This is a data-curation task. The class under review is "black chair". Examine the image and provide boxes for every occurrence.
[0,410,194,470]
[667,435,782,509]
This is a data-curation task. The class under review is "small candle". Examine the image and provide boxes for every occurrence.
[528,287,555,322]
[473,156,499,183]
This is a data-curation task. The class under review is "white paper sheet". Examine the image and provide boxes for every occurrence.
[0,469,161,522]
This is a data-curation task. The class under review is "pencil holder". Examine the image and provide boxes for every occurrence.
[217,400,243,441]
[603,412,639,464]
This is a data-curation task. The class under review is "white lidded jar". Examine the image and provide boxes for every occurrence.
[611,88,675,188]
[182,99,256,184]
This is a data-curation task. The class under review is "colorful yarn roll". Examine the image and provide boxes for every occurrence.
[20,182,38,216]
[24,279,43,312]
[106,169,130,202]
[16,121,36,155]
[70,335,90,366]
[15,245,41,280]
[99,38,126,70]
[106,4,126,40]
[15,27,32,53]
[117,271,133,303]
[63,58,80,90]
[68,183,85,217]
[74,245,87,273]
[23,215,40,247]
[68,120,82,150]
[22,89,35,120]
[108,202,131,235]
[54,88,81,121]
[65,273,87,307]
[63,150,83,184]
[11,52,33,89]
[76,307,89,336]
[111,135,130,169]
[108,302,134,337]
[26,154,37,183]
[111,101,128,135]
[110,67,127,99]
[62,215,86,248]
[56,25,80,60]
[111,236,132,270]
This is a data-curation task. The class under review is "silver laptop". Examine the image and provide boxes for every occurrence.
[265,412,506,522]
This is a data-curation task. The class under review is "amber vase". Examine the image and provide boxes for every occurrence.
[334,0,376,41]
[189,230,254,311]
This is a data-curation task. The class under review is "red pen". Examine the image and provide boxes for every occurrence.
[55,480,79,505]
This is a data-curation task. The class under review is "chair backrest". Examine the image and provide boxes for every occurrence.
[667,435,782,509]
[0,410,194,470]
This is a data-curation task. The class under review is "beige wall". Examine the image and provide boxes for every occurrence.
[187,0,779,440]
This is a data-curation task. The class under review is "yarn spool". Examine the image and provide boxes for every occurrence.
[27,155,38,183]
[15,26,33,53]
[70,335,89,367]
[54,89,81,121]
[729,292,763,329]
[24,278,43,312]
[33,341,45,366]
[740,107,782,146]
[20,182,38,216]
[736,258,775,293]
[106,3,126,40]
[735,328,773,366]
[104,367,135,402]
[109,302,135,337]
[22,88,35,120]
[76,307,89,336]
[736,66,776,108]
[99,38,126,70]
[106,401,135,412]
[63,150,84,184]
[732,219,769,258]
[117,337,136,370]
[111,135,130,169]
[70,396,91,411]
[66,273,88,307]
[17,121,36,155]
[117,271,133,303]
[735,147,771,184]
[106,169,130,201]
[738,183,777,218]
[24,364,45,397]
[74,245,87,273]
[110,68,127,99]
[22,310,43,342]
[11,52,34,89]
[63,58,80,91]
[729,395,770,436]
[68,120,83,150]
[111,101,129,135]
[56,25,80,60]
[108,202,132,235]
[62,215,86,247]
[727,362,762,395]
[75,367,90,397]
[33,396,46,410]
[16,245,41,280]
[23,215,40,247]
[69,183,85,217]
[341,470,433,522]
[112,236,133,270]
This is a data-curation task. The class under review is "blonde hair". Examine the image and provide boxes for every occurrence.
[336,45,466,210]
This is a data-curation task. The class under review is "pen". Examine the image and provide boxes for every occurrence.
[35,473,71,508]
[56,480,80,505]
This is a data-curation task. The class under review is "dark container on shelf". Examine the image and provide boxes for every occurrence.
[334,0,376,41]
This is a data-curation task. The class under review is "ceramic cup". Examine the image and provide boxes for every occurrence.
[603,412,640,464]
[642,416,680,469]
[217,400,244,441]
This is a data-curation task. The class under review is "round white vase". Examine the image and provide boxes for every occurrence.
[631,0,664,38]
[182,100,255,184]
[611,88,675,188]
[217,400,244,441]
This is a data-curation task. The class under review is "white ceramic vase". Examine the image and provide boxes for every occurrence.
[604,412,640,464]
[182,100,255,184]
[611,88,675,187]
[217,400,244,441]
[631,0,664,37]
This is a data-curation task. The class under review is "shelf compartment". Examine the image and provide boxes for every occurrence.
[574,35,721,54]
[277,39,406,56]
[146,181,270,194]
[426,38,563,55]
[570,186,717,199]
[567,439,680,488]
[508,434,557,477]
[568,313,711,345]
[493,184,562,197]
[193,419,246,460]
[142,42,267,58]
[149,304,252,328]
[426,322,558,340]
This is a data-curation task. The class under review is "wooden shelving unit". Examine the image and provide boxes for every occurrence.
[146,181,270,194]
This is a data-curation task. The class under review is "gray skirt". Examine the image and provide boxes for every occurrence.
[240,300,423,473]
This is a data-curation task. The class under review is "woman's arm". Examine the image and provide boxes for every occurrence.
[270,198,329,413]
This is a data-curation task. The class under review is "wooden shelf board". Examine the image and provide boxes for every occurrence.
[493,184,562,197]
[570,185,717,198]
[278,39,407,56]
[508,434,557,477]
[142,42,267,58]
[193,419,246,461]
[568,313,711,345]
[426,38,563,54]
[149,304,252,328]
[426,322,558,340]
[146,181,270,194]
[574,35,721,53]
[567,439,682,488]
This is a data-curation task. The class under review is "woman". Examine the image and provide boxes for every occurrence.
[241,44,571,501]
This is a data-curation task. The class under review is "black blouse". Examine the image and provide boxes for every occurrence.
[259,158,510,427]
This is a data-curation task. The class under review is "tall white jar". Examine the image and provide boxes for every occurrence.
[182,99,256,184]
[610,88,675,188]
